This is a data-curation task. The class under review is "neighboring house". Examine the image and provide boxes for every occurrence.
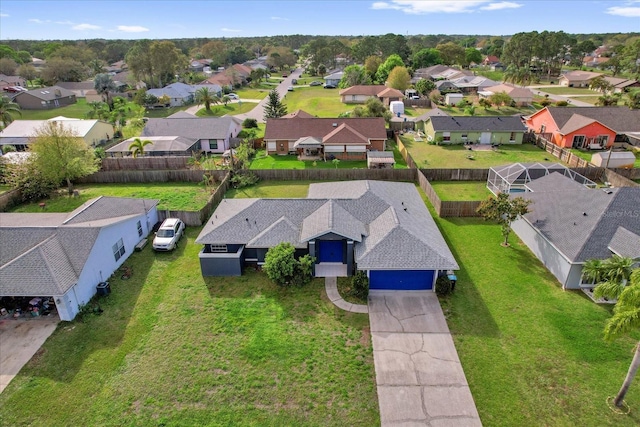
[450,76,499,94]
[511,173,640,290]
[424,116,526,145]
[146,82,222,107]
[338,85,405,106]
[414,65,471,81]
[106,136,200,157]
[324,71,343,87]
[558,70,602,87]
[107,60,127,74]
[201,73,235,89]
[412,108,450,133]
[435,80,459,93]
[13,86,77,110]
[188,59,211,72]
[0,74,27,90]
[0,196,159,321]
[582,56,609,68]
[263,116,387,159]
[195,180,459,290]
[525,106,640,148]
[230,63,253,83]
[482,55,500,66]
[141,115,242,154]
[243,56,269,71]
[602,76,640,93]
[56,81,97,98]
[480,83,534,106]
[0,116,115,150]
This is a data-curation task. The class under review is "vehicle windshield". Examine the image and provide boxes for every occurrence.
[157,229,174,238]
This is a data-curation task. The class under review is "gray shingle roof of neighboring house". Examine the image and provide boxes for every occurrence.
[264,117,387,141]
[0,197,158,296]
[428,116,527,132]
[543,106,640,133]
[197,181,459,271]
[142,116,242,140]
[107,136,199,154]
[146,83,222,101]
[413,108,450,122]
[608,227,640,260]
[19,85,75,101]
[517,176,640,263]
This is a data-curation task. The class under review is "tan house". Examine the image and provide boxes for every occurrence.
[480,83,534,106]
[13,86,77,110]
[558,71,602,87]
[339,85,405,106]
[264,116,387,160]
[0,117,114,150]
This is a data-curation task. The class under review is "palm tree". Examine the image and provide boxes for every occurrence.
[94,73,116,110]
[595,267,640,409]
[195,87,220,112]
[128,138,153,158]
[221,95,231,106]
[589,255,635,300]
[0,95,21,129]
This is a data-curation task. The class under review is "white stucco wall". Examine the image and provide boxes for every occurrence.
[54,208,157,321]
[511,218,574,289]
[85,121,115,146]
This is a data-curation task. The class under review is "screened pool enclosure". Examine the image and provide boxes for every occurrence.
[487,162,597,195]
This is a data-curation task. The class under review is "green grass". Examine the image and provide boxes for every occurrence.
[0,229,377,426]
[336,277,368,305]
[282,86,350,117]
[537,86,599,95]
[440,105,537,117]
[143,105,189,118]
[0,184,13,193]
[432,213,640,426]
[567,95,603,105]
[9,182,212,212]
[570,148,593,162]
[249,150,367,169]
[235,85,272,100]
[401,136,560,168]
[430,181,492,201]
[195,102,258,117]
[18,98,91,120]
[226,180,316,199]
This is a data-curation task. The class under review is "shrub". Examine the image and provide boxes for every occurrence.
[230,171,259,189]
[242,118,258,128]
[555,100,569,107]
[351,271,369,300]
[2,145,16,154]
[435,275,452,296]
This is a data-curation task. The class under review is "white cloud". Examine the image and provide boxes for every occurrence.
[29,18,47,24]
[73,23,101,31]
[0,13,9,17]
[606,5,640,17]
[371,1,491,14]
[271,16,289,21]
[117,25,149,33]
[480,2,522,11]
[221,27,242,32]
[55,20,74,25]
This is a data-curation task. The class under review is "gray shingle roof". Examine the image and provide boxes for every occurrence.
[429,116,526,132]
[544,106,640,133]
[142,116,241,140]
[106,136,199,154]
[19,86,75,101]
[518,177,640,263]
[197,180,459,271]
[608,227,640,260]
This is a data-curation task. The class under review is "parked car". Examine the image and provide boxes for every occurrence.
[309,81,323,86]
[3,86,27,93]
[324,84,336,89]
[227,93,239,100]
[287,86,294,92]
[152,218,185,251]
[291,79,297,85]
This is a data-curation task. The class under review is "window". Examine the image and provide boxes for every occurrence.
[137,220,143,237]
[461,134,468,139]
[112,238,125,262]
[209,244,228,253]
[442,131,451,142]
[209,140,218,150]
[595,135,609,146]
[540,124,546,134]
[509,132,516,142]
[572,135,586,148]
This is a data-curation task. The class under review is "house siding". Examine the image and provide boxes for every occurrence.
[15,93,77,110]
[563,123,615,149]
[85,122,116,146]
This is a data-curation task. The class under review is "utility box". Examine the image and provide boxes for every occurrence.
[97,281,111,296]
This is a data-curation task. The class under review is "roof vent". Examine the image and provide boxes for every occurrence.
[602,188,613,194]
[332,123,338,127]
[583,212,587,216]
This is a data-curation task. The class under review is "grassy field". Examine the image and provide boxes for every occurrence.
[18,98,91,120]
[537,86,599,95]
[0,229,377,426]
[567,95,602,105]
[9,182,212,212]
[0,184,13,193]
[430,181,492,201]
[570,148,593,162]
[195,102,259,117]
[432,213,640,426]
[226,180,316,198]
[401,136,559,168]
[282,87,350,117]
[235,85,272,100]
[439,104,538,117]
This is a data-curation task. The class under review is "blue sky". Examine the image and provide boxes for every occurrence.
[0,1,638,40]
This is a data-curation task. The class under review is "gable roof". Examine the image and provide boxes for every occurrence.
[339,85,404,98]
[17,85,75,101]
[517,177,640,263]
[483,83,533,99]
[608,227,640,260]
[282,109,315,119]
[322,123,369,144]
[0,117,112,140]
[541,106,640,133]
[107,136,199,154]
[197,181,458,271]
[428,116,526,132]
[142,116,241,140]
[0,197,158,296]
[264,117,387,141]
[560,70,602,82]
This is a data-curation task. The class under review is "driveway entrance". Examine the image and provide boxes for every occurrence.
[368,291,482,426]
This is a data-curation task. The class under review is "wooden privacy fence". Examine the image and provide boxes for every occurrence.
[101,156,192,171]
[0,188,22,212]
[252,168,416,182]
[395,135,419,169]
[79,169,228,184]
[421,168,489,181]
[604,168,640,188]
[416,170,483,218]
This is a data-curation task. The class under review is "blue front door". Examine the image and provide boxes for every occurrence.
[318,240,343,262]
[369,270,435,290]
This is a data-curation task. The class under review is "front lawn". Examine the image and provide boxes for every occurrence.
[430,181,492,201]
[401,136,559,168]
[195,102,258,117]
[282,86,350,117]
[433,213,640,426]
[0,229,377,426]
[9,182,213,212]
[537,86,599,95]
[18,98,91,120]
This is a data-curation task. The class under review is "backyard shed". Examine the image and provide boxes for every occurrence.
[445,93,464,106]
[367,151,396,169]
[487,162,597,195]
[590,151,636,168]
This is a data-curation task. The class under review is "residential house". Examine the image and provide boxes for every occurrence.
[56,81,97,98]
[188,59,212,73]
[282,109,315,119]
[602,76,640,94]
[435,80,459,93]
[412,108,450,133]
[479,83,534,106]
[146,83,222,107]
[511,173,640,290]
[106,136,200,157]
[482,55,500,66]
[0,74,27,90]
[0,117,115,151]
[195,180,459,290]
[558,70,602,87]
[243,56,269,71]
[230,63,253,83]
[324,71,343,87]
[263,116,387,159]
[338,85,405,106]
[13,86,76,110]
[583,56,609,68]
[525,106,640,148]
[424,116,527,145]
[414,65,471,82]
[106,60,127,74]
[450,76,499,94]
[141,115,242,154]
[0,197,159,321]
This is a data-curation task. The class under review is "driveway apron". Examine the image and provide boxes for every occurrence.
[368,291,482,426]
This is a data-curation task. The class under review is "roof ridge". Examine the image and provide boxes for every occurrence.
[63,196,103,224]
[0,234,57,270]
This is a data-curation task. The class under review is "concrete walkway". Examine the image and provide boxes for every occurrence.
[369,291,482,426]
[324,277,368,313]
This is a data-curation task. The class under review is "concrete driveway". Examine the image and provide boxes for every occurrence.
[0,317,59,393]
[369,291,482,426]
